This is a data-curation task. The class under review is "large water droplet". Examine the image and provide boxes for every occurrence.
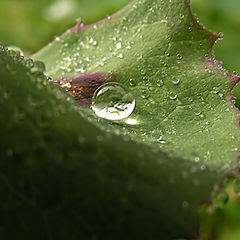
[92,82,135,120]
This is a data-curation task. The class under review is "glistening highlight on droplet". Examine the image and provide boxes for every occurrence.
[91,82,135,120]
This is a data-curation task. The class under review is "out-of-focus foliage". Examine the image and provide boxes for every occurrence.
[190,2,240,236]
[191,0,240,73]
[0,0,129,53]
[199,180,240,240]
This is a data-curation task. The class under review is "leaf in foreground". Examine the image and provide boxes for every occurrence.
[1,0,240,239]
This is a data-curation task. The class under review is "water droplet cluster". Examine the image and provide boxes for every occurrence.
[30,0,240,195]
[0,42,49,87]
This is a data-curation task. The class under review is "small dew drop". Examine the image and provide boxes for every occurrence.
[182,201,190,209]
[141,89,150,99]
[147,64,152,71]
[169,92,177,100]
[159,59,165,65]
[156,79,164,87]
[129,78,136,86]
[212,87,220,94]
[218,32,224,40]
[89,37,94,44]
[148,7,153,12]
[232,147,238,152]
[7,46,24,56]
[161,71,167,78]
[118,53,124,59]
[177,54,183,60]
[75,68,84,73]
[172,77,180,85]
[140,69,146,75]
[157,136,165,144]
[0,42,6,51]
[92,82,135,120]
[194,157,200,162]
[31,61,46,73]
[85,56,91,62]
[194,109,201,116]
[116,42,122,49]
[165,52,170,57]
[25,59,34,68]
[200,165,206,171]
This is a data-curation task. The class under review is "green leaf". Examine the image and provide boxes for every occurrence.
[1,0,240,239]
[33,0,240,174]
[1,46,209,239]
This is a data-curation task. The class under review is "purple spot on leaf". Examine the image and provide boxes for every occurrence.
[53,73,105,107]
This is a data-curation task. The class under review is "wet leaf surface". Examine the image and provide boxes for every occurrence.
[0,0,240,239]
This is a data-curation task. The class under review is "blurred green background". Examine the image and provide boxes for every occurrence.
[191,0,240,74]
[1,0,240,239]
[0,0,240,73]
[0,0,129,54]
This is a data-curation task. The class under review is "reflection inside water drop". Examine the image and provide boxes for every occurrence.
[91,82,135,120]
